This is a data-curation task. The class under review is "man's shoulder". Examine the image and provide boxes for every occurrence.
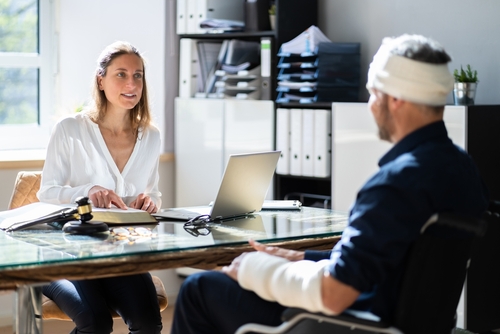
[373,143,470,184]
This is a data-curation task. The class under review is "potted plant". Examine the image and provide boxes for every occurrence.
[269,4,276,30]
[453,64,479,105]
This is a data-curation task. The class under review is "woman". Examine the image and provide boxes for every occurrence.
[38,41,163,334]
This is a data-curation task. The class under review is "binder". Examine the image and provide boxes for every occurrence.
[179,38,198,98]
[313,109,331,177]
[186,0,199,34]
[260,37,272,100]
[302,109,315,177]
[176,0,187,34]
[290,108,303,176]
[276,108,290,175]
[195,0,209,34]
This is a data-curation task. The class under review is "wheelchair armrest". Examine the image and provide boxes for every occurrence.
[236,308,401,334]
[282,308,392,329]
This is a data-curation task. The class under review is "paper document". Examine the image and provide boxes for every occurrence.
[200,19,244,32]
[261,200,302,210]
[280,25,331,55]
[278,81,317,89]
[0,202,65,230]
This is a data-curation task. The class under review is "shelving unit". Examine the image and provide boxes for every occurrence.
[177,0,318,101]
[174,0,320,205]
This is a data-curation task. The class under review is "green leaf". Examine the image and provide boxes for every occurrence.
[454,64,478,83]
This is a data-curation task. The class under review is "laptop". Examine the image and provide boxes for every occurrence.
[153,151,280,221]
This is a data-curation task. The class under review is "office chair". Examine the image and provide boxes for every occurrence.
[465,201,500,332]
[236,212,486,334]
[8,171,168,320]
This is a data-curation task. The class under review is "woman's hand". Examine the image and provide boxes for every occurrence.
[88,186,127,209]
[249,239,305,261]
[130,193,157,213]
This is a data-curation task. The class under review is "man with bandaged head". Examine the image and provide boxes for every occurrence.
[170,34,489,334]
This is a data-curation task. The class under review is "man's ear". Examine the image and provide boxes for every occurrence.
[387,95,405,114]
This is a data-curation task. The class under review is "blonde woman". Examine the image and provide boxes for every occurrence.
[38,41,162,334]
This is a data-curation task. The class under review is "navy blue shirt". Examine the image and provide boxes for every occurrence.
[305,120,489,322]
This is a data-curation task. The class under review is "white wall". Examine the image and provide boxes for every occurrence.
[318,0,499,104]
[56,0,167,146]
[0,1,181,325]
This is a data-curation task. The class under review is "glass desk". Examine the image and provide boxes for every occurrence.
[0,207,348,333]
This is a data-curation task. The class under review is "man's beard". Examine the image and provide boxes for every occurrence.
[377,98,392,142]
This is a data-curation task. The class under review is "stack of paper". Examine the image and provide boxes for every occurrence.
[199,19,244,33]
[280,25,331,56]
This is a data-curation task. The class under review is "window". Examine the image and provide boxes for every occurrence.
[0,0,55,151]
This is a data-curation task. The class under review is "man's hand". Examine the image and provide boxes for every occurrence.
[88,186,127,209]
[222,252,249,281]
[130,193,157,213]
[249,239,305,261]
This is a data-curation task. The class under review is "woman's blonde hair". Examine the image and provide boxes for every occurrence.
[88,41,151,131]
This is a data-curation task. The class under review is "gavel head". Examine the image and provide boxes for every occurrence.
[75,196,94,223]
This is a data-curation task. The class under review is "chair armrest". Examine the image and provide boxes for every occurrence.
[282,308,393,329]
[236,308,402,334]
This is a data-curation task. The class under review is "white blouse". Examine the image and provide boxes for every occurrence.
[37,112,162,208]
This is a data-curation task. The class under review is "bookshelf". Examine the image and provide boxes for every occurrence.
[176,0,318,101]
[173,0,320,206]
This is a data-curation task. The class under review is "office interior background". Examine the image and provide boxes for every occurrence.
[0,0,499,327]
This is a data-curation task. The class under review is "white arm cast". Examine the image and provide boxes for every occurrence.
[237,251,334,315]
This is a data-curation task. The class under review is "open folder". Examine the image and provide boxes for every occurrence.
[0,202,157,232]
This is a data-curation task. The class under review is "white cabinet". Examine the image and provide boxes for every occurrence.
[331,102,466,212]
[175,98,275,207]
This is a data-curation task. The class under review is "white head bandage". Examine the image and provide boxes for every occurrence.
[366,37,454,106]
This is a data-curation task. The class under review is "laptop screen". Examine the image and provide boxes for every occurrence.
[210,151,280,220]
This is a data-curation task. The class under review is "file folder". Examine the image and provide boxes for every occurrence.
[197,40,223,92]
[186,1,199,34]
[176,0,187,34]
[260,37,272,100]
[302,109,315,177]
[196,0,209,34]
[313,109,331,177]
[290,109,303,176]
[276,108,290,175]
[205,40,230,95]
[179,39,198,98]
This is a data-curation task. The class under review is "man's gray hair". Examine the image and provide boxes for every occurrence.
[388,34,452,65]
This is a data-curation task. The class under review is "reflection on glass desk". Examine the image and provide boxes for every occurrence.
[1,207,348,334]
[0,207,348,289]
